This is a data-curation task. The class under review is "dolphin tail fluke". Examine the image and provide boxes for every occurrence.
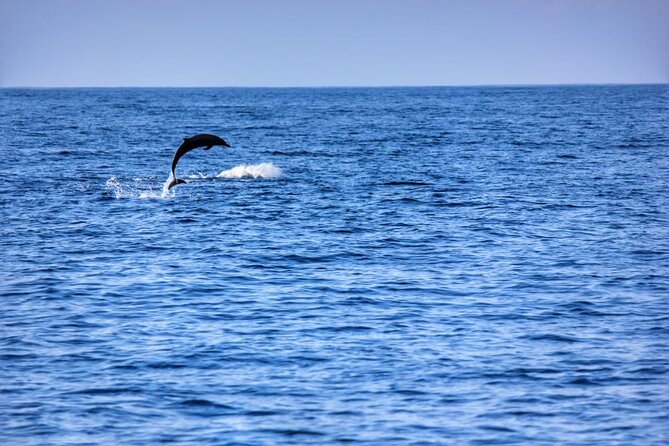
[167,177,187,190]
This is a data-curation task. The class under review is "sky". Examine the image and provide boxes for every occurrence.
[0,0,667,87]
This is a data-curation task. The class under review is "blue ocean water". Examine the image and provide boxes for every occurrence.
[1,85,668,445]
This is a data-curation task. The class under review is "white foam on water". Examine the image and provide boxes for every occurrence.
[106,164,282,199]
[105,177,164,199]
[140,189,162,199]
[217,163,282,179]
[161,178,176,198]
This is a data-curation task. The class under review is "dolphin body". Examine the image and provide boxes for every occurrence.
[167,133,231,189]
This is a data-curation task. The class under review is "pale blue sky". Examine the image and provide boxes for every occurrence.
[1,0,667,87]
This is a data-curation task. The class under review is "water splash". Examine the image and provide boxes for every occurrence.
[161,178,176,198]
[217,163,282,179]
[105,177,163,199]
[107,164,282,199]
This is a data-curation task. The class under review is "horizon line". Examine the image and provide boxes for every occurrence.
[1,82,667,90]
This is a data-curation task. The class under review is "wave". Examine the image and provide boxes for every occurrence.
[217,163,282,179]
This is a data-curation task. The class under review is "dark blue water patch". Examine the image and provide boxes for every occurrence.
[65,387,142,396]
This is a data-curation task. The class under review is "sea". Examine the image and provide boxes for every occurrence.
[1,85,668,445]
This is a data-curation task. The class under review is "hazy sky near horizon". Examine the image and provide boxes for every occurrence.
[1,0,667,87]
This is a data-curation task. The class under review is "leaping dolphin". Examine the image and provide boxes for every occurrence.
[167,133,231,189]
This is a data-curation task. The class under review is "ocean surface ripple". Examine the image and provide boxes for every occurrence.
[1,86,668,445]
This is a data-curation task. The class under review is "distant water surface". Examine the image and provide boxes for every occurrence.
[1,85,668,445]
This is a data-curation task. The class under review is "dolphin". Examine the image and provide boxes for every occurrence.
[167,133,231,189]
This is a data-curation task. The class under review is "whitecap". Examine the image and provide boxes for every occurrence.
[217,163,282,179]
